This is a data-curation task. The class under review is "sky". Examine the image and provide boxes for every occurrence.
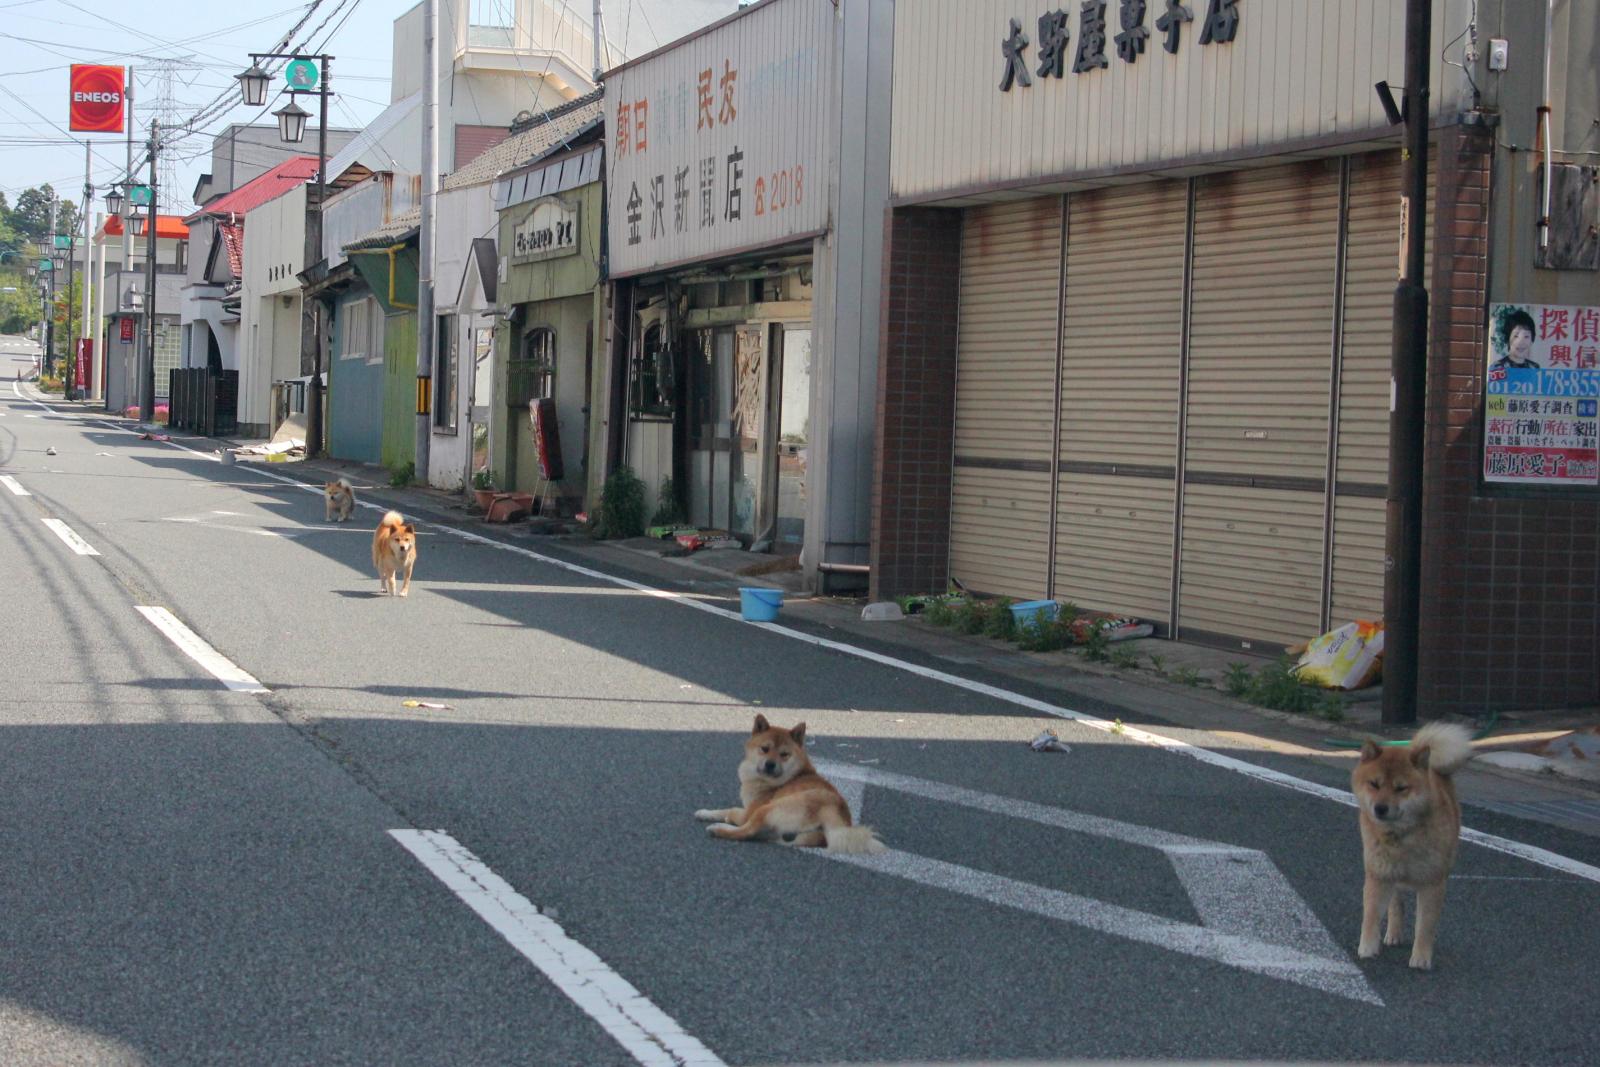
[0,0,737,218]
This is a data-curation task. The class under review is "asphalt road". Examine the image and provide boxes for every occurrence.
[3,377,1598,1066]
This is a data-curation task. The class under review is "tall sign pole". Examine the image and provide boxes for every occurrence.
[415,0,437,483]
[1382,0,1432,726]
[141,119,159,423]
[80,141,94,400]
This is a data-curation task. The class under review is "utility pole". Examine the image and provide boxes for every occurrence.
[414,0,437,484]
[124,66,134,407]
[1382,0,1432,727]
[141,119,159,423]
[64,216,76,398]
[593,0,604,81]
[46,197,57,379]
[302,55,332,458]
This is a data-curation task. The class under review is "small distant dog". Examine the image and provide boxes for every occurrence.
[1352,721,1475,970]
[695,714,884,853]
[371,510,418,597]
[324,478,356,522]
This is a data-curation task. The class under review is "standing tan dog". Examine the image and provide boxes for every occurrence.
[371,510,418,597]
[1352,721,1474,970]
[696,715,884,853]
[324,478,356,522]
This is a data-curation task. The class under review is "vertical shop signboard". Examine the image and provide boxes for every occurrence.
[1483,302,1600,486]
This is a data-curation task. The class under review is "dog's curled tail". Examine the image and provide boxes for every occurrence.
[379,509,405,528]
[1414,721,1475,776]
[824,825,886,854]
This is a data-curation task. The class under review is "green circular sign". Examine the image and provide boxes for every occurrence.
[284,59,319,91]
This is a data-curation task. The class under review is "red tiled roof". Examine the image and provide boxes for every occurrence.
[102,214,190,239]
[186,155,318,221]
[219,222,244,279]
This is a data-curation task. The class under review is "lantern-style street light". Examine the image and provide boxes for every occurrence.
[105,186,124,217]
[274,100,310,144]
[236,63,270,107]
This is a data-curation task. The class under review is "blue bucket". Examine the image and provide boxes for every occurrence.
[739,587,784,622]
[1009,599,1060,627]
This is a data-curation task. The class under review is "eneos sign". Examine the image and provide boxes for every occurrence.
[70,65,126,133]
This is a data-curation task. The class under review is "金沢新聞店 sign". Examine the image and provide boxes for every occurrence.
[511,198,578,262]
[1483,301,1600,486]
[69,64,125,133]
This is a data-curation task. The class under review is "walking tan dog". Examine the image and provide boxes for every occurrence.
[371,510,418,597]
[695,715,883,853]
[324,478,356,522]
[1352,721,1474,970]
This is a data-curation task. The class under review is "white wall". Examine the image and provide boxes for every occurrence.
[429,183,498,490]
[238,186,307,430]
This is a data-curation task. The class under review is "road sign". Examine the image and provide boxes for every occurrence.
[127,185,153,207]
[811,759,1382,1005]
[37,258,52,273]
[284,59,319,91]
[53,235,72,249]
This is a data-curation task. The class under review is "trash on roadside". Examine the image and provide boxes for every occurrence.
[1029,728,1072,754]
[1292,620,1384,690]
[861,601,905,622]
[1010,599,1060,627]
[138,432,171,442]
[401,699,453,710]
[45,446,57,455]
[1068,613,1154,643]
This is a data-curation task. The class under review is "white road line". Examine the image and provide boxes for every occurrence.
[390,829,726,1067]
[11,380,54,412]
[178,457,1600,888]
[134,606,269,694]
[1,474,28,496]
[41,517,100,555]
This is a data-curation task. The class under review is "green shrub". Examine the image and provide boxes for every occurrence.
[953,599,993,635]
[983,598,1017,640]
[1015,613,1072,652]
[592,465,647,539]
[650,477,687,526]
[924,598,958,627]
[1242,657,1324,714]
[389,461,415,488]
[471,468,495,490]
[1222,662,1253,697]
[1080,618,1112,663]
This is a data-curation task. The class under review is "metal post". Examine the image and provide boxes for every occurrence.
[123,64,133,399]
[46,197,57,379]
[142,119,159,423]
[65,231,76,398]
[593,0,604,81]
[80,141,94,401]
[93,211,106,400]
[1382,0,1432,727]
[304,56,331,458]
[415,0,437,483]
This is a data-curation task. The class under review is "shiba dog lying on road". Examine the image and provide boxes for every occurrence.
[1352,721,1475,970]
[371,510,418,597]
[324,478,356,522]
[695,715,884,853]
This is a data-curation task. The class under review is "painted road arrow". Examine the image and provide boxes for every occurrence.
[815,760,1381,1006]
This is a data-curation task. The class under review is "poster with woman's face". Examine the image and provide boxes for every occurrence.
[1482,302,1600,486]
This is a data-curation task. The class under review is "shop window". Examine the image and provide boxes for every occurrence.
[509,326,555,406]
[630,322,674,419]
[434,314,458,433]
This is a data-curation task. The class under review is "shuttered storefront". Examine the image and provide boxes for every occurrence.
[948,198,1064,597]
[1054,182,1187,626]
[1179,162,1342,646]
[1329,154,1435,625]
[946,151,1418,648]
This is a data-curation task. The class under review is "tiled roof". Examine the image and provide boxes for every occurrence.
[186,156,318,221]
[219,223,244,278]
[442,91,602,192]
[344,207,421,252]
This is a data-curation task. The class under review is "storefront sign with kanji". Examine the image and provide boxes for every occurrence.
[607,0,830,276]
[1483,302,1600,486]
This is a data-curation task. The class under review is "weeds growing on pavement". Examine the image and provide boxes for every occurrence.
[1014,613,1072,652]
[924,598,958,627]
[1223,662,1253,697]
[1147,653,1167,677]
[1080,619,1112,663]
[983,598,1016,640]
[389,462,415,488]
[1172,666,1206,687]
[1110,645,1141,670]
[953,599,992,635]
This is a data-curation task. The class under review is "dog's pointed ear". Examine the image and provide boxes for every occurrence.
[1359,738,1382,763]
[402,524,416,534]
[1410,742,1433,770]
[790,722,806,746]
[752,713,770,735]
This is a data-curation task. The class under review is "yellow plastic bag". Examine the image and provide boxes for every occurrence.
[1292,620,1384,690]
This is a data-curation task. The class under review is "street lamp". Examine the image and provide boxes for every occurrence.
[131,211,148,238]
[236,63,271,107]
[238,50,334,458]
[105,186,125,217]
[274,99,310,144]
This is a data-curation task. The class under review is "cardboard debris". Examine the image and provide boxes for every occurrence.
[401,699,453,710]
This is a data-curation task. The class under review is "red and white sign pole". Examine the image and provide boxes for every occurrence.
[68,64,126,402]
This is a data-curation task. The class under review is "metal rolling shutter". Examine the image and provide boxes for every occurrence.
[1054,182,1187,625]
[1180,162,1342,647]
[1329,152,1436,624]
[949,197,1063,597]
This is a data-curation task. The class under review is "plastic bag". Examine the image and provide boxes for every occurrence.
[1292,621,1384,690]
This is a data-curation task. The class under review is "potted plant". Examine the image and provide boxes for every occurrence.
[472,469,497,511]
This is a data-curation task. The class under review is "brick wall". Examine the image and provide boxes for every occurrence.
[870,207,963,602]
[1420,124,1600,714]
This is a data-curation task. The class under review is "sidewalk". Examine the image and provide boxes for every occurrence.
[56,393,1600,842]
